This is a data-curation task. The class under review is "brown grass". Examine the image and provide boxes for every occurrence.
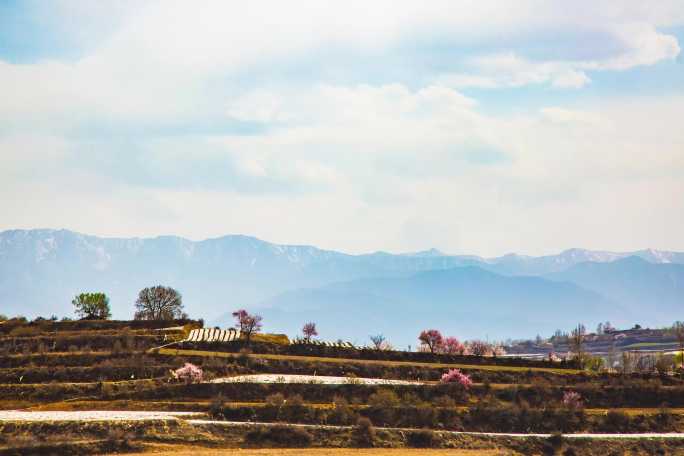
[154,348,580,375]
[584,407,684,416]
[125,445,515,456]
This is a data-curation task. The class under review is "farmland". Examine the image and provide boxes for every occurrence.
[2,318,684,454]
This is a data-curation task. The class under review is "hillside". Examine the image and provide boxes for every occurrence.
[2,317,684,455]
[245,266,616,345]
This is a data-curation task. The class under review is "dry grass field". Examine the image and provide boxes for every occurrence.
[4,319,684,455]
[154,347,581,375]
[124,446,516,456]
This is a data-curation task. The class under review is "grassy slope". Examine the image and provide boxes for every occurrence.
[154,348,580,375]
[128,447,511,456]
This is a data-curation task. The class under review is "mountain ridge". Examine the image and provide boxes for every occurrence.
[245,264,617,344]
[1,228,682,339]
[2,228,682,267]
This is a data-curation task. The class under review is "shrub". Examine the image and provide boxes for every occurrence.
[440,369,473,389]
[353,417,376,447]
[287,394,304,406]
[329,396,356,425]
[238,348,252,366]
[266,393,285,407]
[402,392,425,407]
[171,363,203,384]
[548,432,563,449]
[106,428,133,449]
[562,391,583,410]
[9,326,41,337]
[244,425,312,447]
[433,395,456,407]
[368,389,400,408]
[112,340,124,354]
[602,410,630,432]
[209,394,225,418]
[407,429,440,448]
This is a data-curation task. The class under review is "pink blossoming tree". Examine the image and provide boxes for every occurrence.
[467,340,492,356]
[440,368,473,389]
[418,329,444,353]
[232,309,263,344]
[441,336,466,355]
[172,363,203,384]
[302,322,318,341]
[562,391,583,410]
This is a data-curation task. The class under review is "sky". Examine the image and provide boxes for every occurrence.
[1,0,683,257]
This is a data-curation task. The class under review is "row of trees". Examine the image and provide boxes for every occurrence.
[71,286,186,321]
[71,288,273,345]
[418,329,505,356]
[70,289,684,368]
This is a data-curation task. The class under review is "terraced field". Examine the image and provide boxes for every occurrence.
[154,347,581,375]
[2,318,684,455]
[129,448,512,456]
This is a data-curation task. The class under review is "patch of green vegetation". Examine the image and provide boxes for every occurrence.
[621,341,676,349]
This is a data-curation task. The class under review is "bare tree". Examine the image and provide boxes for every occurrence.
[232,309,263,344]
[468,340,492,356]
[134,286,184,320]
[606,338,618,372]
[672,321,684,371]
[570,323,586,368]
[621,351,637,375]
[302,322,318,342]
[369,334,386,350]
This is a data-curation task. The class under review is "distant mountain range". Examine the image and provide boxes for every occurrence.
[254,266,615,346]
[0,229,682,345]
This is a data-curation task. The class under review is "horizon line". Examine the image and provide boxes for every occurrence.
[1,227,682,261]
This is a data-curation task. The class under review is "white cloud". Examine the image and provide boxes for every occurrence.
[539,107,603,126]
[1,1,684,255]
[439,23,680,90]
[440,53,593,89]
[3,81,683,255]
[598,23,681,70]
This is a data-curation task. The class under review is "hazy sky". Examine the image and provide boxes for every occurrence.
[1,1,683,256]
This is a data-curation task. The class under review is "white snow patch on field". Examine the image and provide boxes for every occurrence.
[0,411,195,422]
[211,374,424,385]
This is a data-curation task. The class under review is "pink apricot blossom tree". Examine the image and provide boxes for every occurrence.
[419,329,444,353]
[302,322,318,341]
[172,363,203,384]
[441,336,466,355]
[440,368,473,389]
[232,309,263,344]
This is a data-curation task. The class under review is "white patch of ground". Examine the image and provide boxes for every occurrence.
[210,374,424,385]
[188,420,684,439]
[0,411,196,422]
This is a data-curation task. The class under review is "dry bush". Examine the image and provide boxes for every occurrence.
[406,429,441,448]
[244,425,313,447]
[367,389,400,408]
[266,393,285,407]
[353,416,376,447]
